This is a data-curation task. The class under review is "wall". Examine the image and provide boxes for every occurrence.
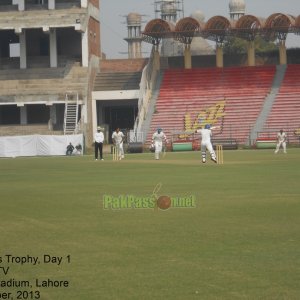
[100,58,148,73]
[88,0,99,9]
[88,17,100,58]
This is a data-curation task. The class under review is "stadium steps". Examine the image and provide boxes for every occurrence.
[249,64,287,144]
[93,72,142,91]
[259,64,300,144]
[139,71,163,142]
[0,67,65,80]
[0,124,62,136]
[0,64,88,102]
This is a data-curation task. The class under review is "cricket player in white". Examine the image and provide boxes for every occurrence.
[195,124,219,163]
[152,128,167,160]
[112,128,125,160]
[275,129,287,154]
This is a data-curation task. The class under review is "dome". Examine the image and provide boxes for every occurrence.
[190,37,214,56]
[127,13,142,26]
[190,10,205,23]
[229,0,246,14]
[161,1,177,15]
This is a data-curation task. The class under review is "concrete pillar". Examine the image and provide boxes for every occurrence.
[48,0,55,9]
[82,96,87,125]
[20,106,27,125]
[216,45,223,68]
[128,43,133,59]
[131,43,141,59]
[279,40,287,65]
[50,29,58,68]
[137,43,142,59]
[184,45,192,69]
[18,0,25,11]
[19,29,27,69]
[50,105,57,126]
[82,29,89,67]
[92,98,97,141]
[153,46,160,71]
[247,41,255,66]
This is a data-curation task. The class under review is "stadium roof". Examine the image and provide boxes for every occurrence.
[142,13,300,44]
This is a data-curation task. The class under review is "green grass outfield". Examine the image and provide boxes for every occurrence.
[0,149,300,300]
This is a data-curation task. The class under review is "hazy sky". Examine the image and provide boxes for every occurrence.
[100,0,300,59]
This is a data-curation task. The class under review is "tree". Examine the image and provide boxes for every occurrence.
[223,37,247,55]
[254,36,278,53]
[223,36,277,55]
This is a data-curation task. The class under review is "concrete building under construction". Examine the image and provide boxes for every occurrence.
[0,0,100,142]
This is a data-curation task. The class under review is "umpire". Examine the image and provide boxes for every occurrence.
[94,126,104,160]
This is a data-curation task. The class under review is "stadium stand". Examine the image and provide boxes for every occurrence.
[0,62,88,101]
[259,64,300,144]
[146,65,276,145]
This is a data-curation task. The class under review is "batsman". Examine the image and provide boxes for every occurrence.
[195,124,220,163]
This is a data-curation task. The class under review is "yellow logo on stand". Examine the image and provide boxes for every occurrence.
[180,100,226,138]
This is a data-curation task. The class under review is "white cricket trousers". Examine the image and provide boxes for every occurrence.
[116,142,124,158]
[201,141,216,159]
[275,141,286,153]
[155,141,163,159]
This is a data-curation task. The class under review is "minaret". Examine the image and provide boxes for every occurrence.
[154,0,184,22]
[229,0,246,20]
[161,0,177,22]
[153,1,184,57]
[124,13,143,59]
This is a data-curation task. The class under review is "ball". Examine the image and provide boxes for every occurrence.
[157,195,171,210]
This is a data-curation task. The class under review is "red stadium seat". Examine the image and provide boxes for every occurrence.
[146,66,276,145]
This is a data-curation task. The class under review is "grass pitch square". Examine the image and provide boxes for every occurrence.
[0,149,300,299]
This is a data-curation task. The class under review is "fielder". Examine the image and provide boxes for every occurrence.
[195,124,220,163]
[275,129,287,154]
[151,128,168,160]
[112,127,125,160]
